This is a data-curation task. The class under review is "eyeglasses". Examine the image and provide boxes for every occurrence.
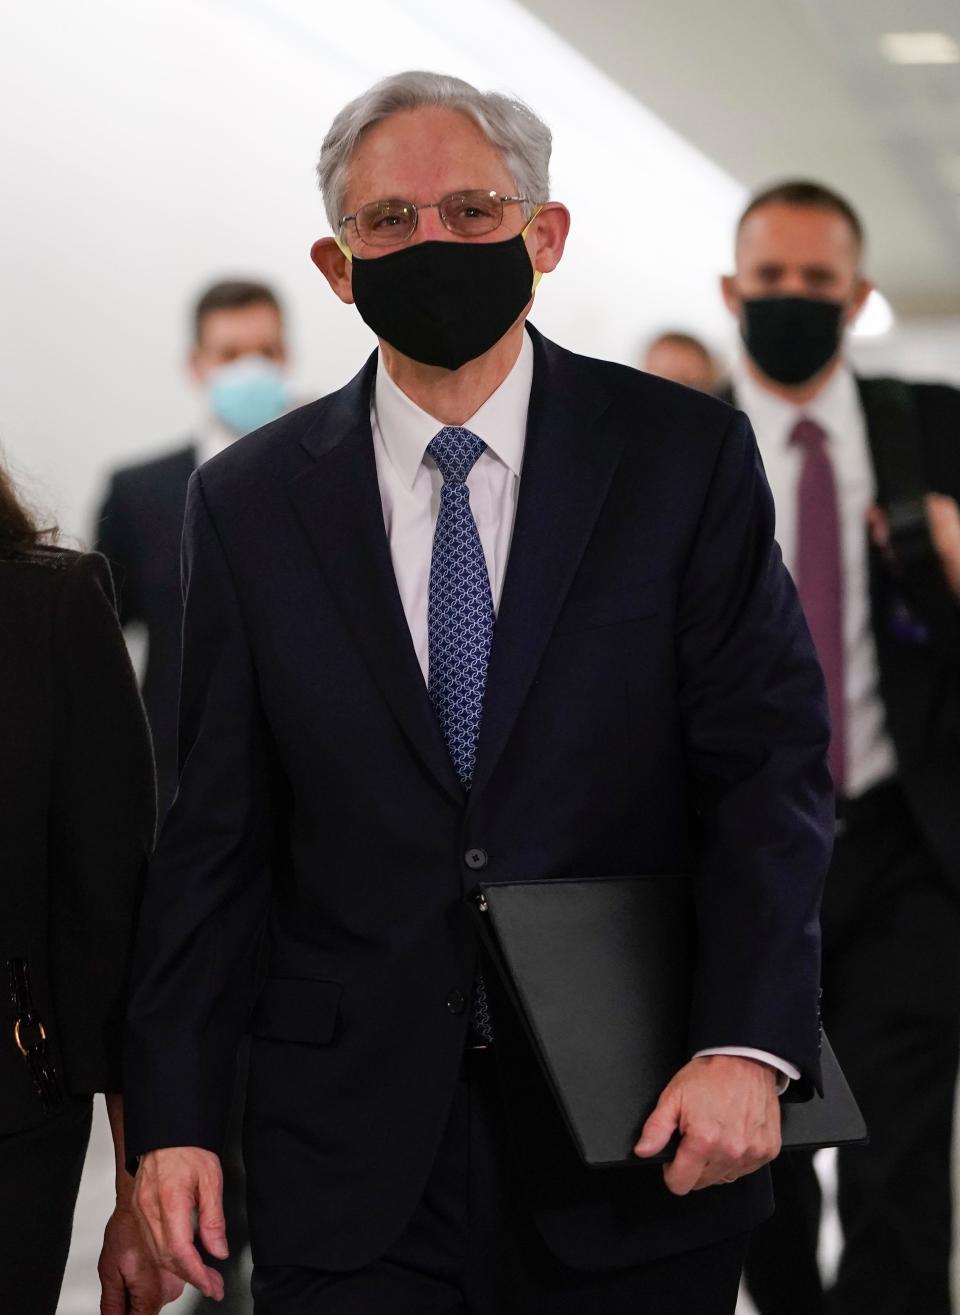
[339,190,535,248]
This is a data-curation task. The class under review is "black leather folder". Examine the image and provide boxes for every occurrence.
[467,875,867,1168]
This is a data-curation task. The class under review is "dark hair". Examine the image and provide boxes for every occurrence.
[647,331,713,363]
[0,462,53,552]
[737,180,865,252]
[193,279,283,344]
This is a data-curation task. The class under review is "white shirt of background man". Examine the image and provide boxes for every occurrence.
[732,359,897,801]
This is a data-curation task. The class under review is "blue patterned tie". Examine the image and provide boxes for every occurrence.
[426,426,495,1043]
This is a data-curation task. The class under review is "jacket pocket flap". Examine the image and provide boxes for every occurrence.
[250,978,342,1045]
[554,577,663,634]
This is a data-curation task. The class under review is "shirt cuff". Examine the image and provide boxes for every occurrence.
[693,1046,800,1095]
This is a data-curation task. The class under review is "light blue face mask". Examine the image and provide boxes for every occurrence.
[208,355,289,436]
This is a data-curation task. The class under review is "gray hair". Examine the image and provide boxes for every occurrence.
[316,70,552,231]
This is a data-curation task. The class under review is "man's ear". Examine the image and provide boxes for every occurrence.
[720,274,741,318]
[187,346,206,386]
[311,237,354,305]
[847,275,875,328]
[527,202,571,275]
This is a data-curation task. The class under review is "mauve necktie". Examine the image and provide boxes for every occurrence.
[426,426,495,1042]
[790,417,846,794]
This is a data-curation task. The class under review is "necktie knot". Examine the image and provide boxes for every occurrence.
[427,426,486,485]
[790,417,828,453]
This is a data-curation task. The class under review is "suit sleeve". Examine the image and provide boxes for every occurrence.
[123,470,274,1161]
[47,553,156,1094]
[677,410,833,1096]
[95,473,144,628]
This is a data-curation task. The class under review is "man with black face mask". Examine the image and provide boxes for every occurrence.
[122,77,833,1314]
[722,180,960,1315]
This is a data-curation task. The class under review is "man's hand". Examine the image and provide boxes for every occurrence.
[632,1054,782,1195]
[133,1147,228,1301]
[867,492,960,598]
[99,1202,185,1313]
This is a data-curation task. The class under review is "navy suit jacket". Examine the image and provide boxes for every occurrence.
[125,325,832,1271]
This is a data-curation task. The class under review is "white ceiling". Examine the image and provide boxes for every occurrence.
[520,0,960,314]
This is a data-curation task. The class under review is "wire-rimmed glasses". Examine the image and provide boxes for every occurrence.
[339,190,534,247]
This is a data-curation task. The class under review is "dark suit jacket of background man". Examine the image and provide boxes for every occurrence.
[96,445,196,813]
[858,380,960,888]
[98,443,255,1315]
[719,377,960,889]
[124,325,833,1273]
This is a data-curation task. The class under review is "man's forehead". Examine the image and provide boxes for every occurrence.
[343,107,512,205]
[199,303,282,345]
[737,204,859,262]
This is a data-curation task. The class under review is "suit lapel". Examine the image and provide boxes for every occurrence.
[470,329,620,803]
[287,355,463,805]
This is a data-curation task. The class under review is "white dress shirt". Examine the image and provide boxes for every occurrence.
[370,331,795,1087]
[732,360,897,800]
[196,414,239,468]
[371,333,532,680]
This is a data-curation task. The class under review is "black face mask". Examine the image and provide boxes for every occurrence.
[349,234,536,371]
[741,296,845,385]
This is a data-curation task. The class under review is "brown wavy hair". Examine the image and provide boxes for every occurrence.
[0,462,53,551]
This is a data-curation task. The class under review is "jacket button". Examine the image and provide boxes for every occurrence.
[446,989,466,1015]
[464,848,488,871]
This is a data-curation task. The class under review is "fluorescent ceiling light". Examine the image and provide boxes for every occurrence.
[879,31,960,64]
[850,290,895,338]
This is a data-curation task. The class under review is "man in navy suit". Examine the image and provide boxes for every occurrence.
[124,72,833,1313]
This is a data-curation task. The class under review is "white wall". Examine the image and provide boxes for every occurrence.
[849,316,960,386]
[0,0,747,543]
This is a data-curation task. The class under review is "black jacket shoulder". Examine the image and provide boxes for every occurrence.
[858,375,960,498]
[106,442,197,491]
[0,541,84,573]
[0,547,118,629]
[910,380,960,494]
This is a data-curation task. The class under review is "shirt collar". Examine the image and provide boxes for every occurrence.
[372,331,534,489]
[731,355,858,447]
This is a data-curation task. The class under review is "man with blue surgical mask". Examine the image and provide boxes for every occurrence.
[195,287,291,449]
[96,279,291,817]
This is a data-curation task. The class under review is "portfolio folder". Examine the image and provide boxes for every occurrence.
[468,875,867,1168]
